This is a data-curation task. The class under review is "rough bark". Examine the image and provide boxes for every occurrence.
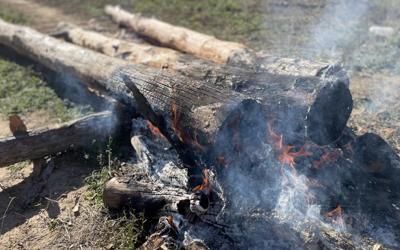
[103,176,190,215]
[104,5,248,65]
[104,5,349,82]
[55,23,352,145]
[0,112,115,167]
[0,19,262,151]
[0,19,352,146]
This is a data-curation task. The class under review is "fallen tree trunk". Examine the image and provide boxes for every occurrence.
[53,23,255,88]
[104,5,248,65]
[0,19,352,146]
[0,111,115,167]
[104,5,348,81]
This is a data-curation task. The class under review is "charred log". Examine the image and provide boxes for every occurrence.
[52,23,352,145]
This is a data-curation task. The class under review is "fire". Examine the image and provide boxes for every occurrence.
[192,169,211,195]
[313,150,340,169]
[171,102,186,143]
[166,215,174,226]
[267,123,312,170]
[324,204,345,227]
[147,121,167,140]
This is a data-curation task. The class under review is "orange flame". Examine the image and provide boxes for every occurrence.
[313,150,340,169]
[147,121,167,140]
[325,205,345,227]
[192,169,211,195]
[171,102,186,143]
[267,123,312,170]
[166,215,174,226]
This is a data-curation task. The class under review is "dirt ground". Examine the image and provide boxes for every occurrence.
[0,0,399,249]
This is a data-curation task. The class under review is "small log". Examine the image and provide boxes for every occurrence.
[53,23,181,69]
[0,111,115,167]
[104,5,248,65]
[104,5,348,82]
[103,177,190,215]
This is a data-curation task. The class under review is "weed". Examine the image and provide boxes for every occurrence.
[7,161,30,175]
[84,137,120,205]
[0,9,26,24]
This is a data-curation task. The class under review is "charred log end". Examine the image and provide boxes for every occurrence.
[103,177,166,215]
[213,99,267,163]
[307,80,353,145]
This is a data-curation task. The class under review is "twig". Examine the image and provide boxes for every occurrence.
[0,196,16,233]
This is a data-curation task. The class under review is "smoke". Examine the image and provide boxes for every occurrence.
[304,0,369,61]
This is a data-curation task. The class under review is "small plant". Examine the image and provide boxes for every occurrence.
[0,9,26,24]
[85,137,120,205]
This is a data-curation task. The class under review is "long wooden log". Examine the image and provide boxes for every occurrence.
[104,5,248,65]
[53,23,254,87]
[0,111,115,167]
[104,5,348,81]
[54,23,353,145]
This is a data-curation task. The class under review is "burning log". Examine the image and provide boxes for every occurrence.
[54,25,352,145]
[104,5,349,81]
[0,111,115,167]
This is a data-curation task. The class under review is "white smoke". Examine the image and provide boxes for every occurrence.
[304,0,369,60]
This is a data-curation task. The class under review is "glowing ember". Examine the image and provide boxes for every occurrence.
[171,102,186,143]
[267,122,312,170]
[193,169,211,195]
[325,205,345,227]
[147,121,167,140]
[313,150,340,169]
[166,215,174,226]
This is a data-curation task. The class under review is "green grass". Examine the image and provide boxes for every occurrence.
[0,58,84,121]
[0,8,27,24]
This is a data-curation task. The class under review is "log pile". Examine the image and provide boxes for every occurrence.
[0,9,399,249]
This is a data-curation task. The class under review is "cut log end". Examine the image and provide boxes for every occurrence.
[307,79,353,145]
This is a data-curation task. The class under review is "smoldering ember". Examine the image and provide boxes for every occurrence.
[0,2,399,250]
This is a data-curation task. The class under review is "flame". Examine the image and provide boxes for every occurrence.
[147,121,167,140]
[313,150,340,169]
[192,169,211,195]
[166,215,174,226]
[171,102,186,143]
[267,122,312,170]
[325,204,345,227]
